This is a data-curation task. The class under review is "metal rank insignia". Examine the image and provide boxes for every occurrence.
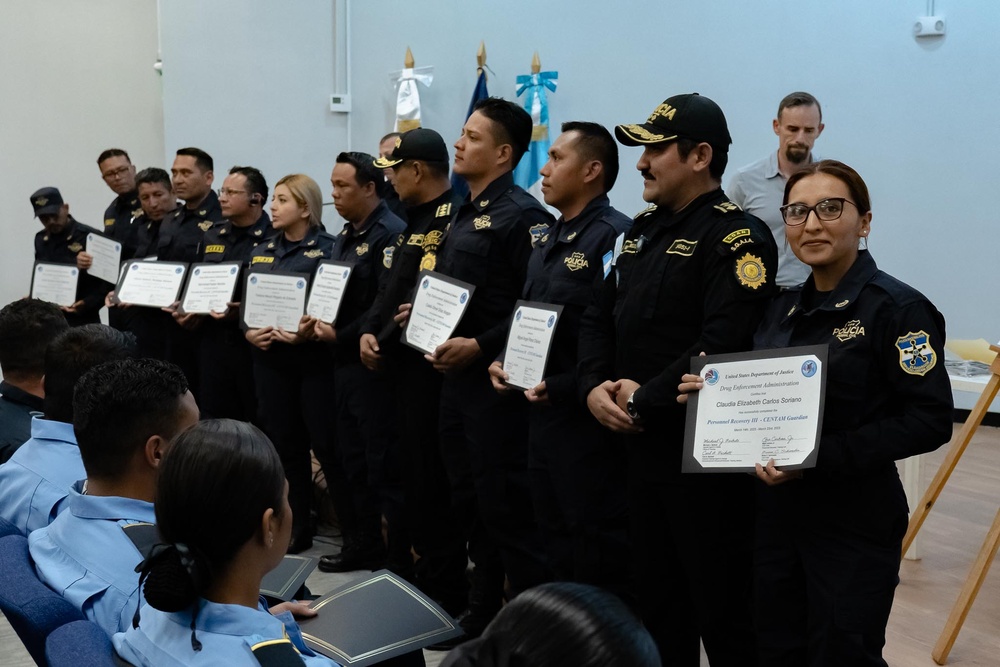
[735,253,766,289]
[303,249,323,258]
[895,330,937,376]
[198,221,213,232]
[356,242,370,256]
[67,242,83,253]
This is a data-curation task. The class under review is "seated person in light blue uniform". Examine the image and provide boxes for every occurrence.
[30,358,199,635]
[0,324,135,535]
[114,419,340,666]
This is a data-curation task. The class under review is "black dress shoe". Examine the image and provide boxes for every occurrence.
[318,544,385,573]
[287,532,313,554]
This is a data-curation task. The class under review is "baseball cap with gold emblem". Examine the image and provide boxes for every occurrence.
[615,93,732,149]
[373,128,450,169]
[30,187,64,217]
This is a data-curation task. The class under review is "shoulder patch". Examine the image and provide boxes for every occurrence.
[722,228,751,244]
[666,239,698,256]
[250,638,304,667]
[896,330,937,376]
[529,223,549,247]
[713,201,741,214]
[383,246,394,268]
[734,252,767,289]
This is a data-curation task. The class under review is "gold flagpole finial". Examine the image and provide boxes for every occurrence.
[477,41,487,68]
[531,51,541,74]
[404,46,415,69]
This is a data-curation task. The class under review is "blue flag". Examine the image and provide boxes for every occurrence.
[512,70,558,202]
[451,68,489,199]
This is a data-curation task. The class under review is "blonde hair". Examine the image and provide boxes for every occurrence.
[274,174,323,228]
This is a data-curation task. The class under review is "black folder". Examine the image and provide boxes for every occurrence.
[260,555,318,601]
[298,570,462,665]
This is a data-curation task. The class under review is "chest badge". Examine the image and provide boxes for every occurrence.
[474,215,492,230]
[420,252,437,271]
[356,242,369,256]
[895,330,937,376]
[833,319,865,342]
[383,246,394,268]
[67,242,83,253]
[304,249,324,259]
[564,251,589,272]
[198,221,213,232]
[735,252,767,290]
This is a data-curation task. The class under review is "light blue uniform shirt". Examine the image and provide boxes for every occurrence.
[727,151,813,288]
[29,493,154,636]
[0,417,84,535]
[113,598,339,666]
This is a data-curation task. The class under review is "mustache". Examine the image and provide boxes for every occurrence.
[641,169,654,180]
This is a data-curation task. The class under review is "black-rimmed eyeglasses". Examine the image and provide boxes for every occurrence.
[780,198,857,226]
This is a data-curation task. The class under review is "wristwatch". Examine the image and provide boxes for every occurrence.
[626,391,640,420]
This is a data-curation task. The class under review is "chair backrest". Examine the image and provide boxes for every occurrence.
[46,620,129,667]
[0,535,85,666]
[0,515,20,538]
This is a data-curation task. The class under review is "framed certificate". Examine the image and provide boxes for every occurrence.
[402,271,475,355]
[501,300,563,391]
[682,345,828,473]
[260,555,317,602]
[240,271,309,331]
[30,262,79,307]
[113,261,188,308]
[85,232,122,285]
[305,261,353,324]
[178,262,241,315]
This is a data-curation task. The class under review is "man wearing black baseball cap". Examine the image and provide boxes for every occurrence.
[578,93,778,666]
[30,187,106,326]
[362,127,469,614]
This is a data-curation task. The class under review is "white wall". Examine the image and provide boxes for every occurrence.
[158,0,349,222]
[0,0,164,311]
[346,0,998,344]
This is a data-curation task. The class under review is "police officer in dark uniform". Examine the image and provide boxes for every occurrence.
[577,93,779,666]
[735,160,951,666]
[194,166,272,421]
[92,149,143,332]
[113,168,179,361]
[360,128,467,613]
[247,173,337,554]
[305,152,406,574]
[413,98,553,636]
[30,187,106,326]
[160,147,223,398]
[488,121,632,595]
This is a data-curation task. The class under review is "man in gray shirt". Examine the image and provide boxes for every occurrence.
[728,92,824,288]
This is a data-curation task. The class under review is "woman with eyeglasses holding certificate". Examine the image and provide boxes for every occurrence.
[679,160,953,666]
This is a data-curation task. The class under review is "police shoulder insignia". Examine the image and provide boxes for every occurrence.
[735,253,767,289]
[528,223,548,246]
[722,228,750,244]
[383,246,394,268]
[67,242,83,253]
[713,201,741,214]
[420,252,436,271]
[356,242,369,256]
[474,215,492,230]
[303,249,324,259]
[895,330,937,376]
[435,203,452,218]
[620,239,639,255]
[666,239,698,256]
[198,221,213,232]
[104,218,115,227]
[564,252,589,271]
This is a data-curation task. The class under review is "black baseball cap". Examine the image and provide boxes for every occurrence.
[373,128,449,168]
[615,93,732,149]
[30,187,64,217]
